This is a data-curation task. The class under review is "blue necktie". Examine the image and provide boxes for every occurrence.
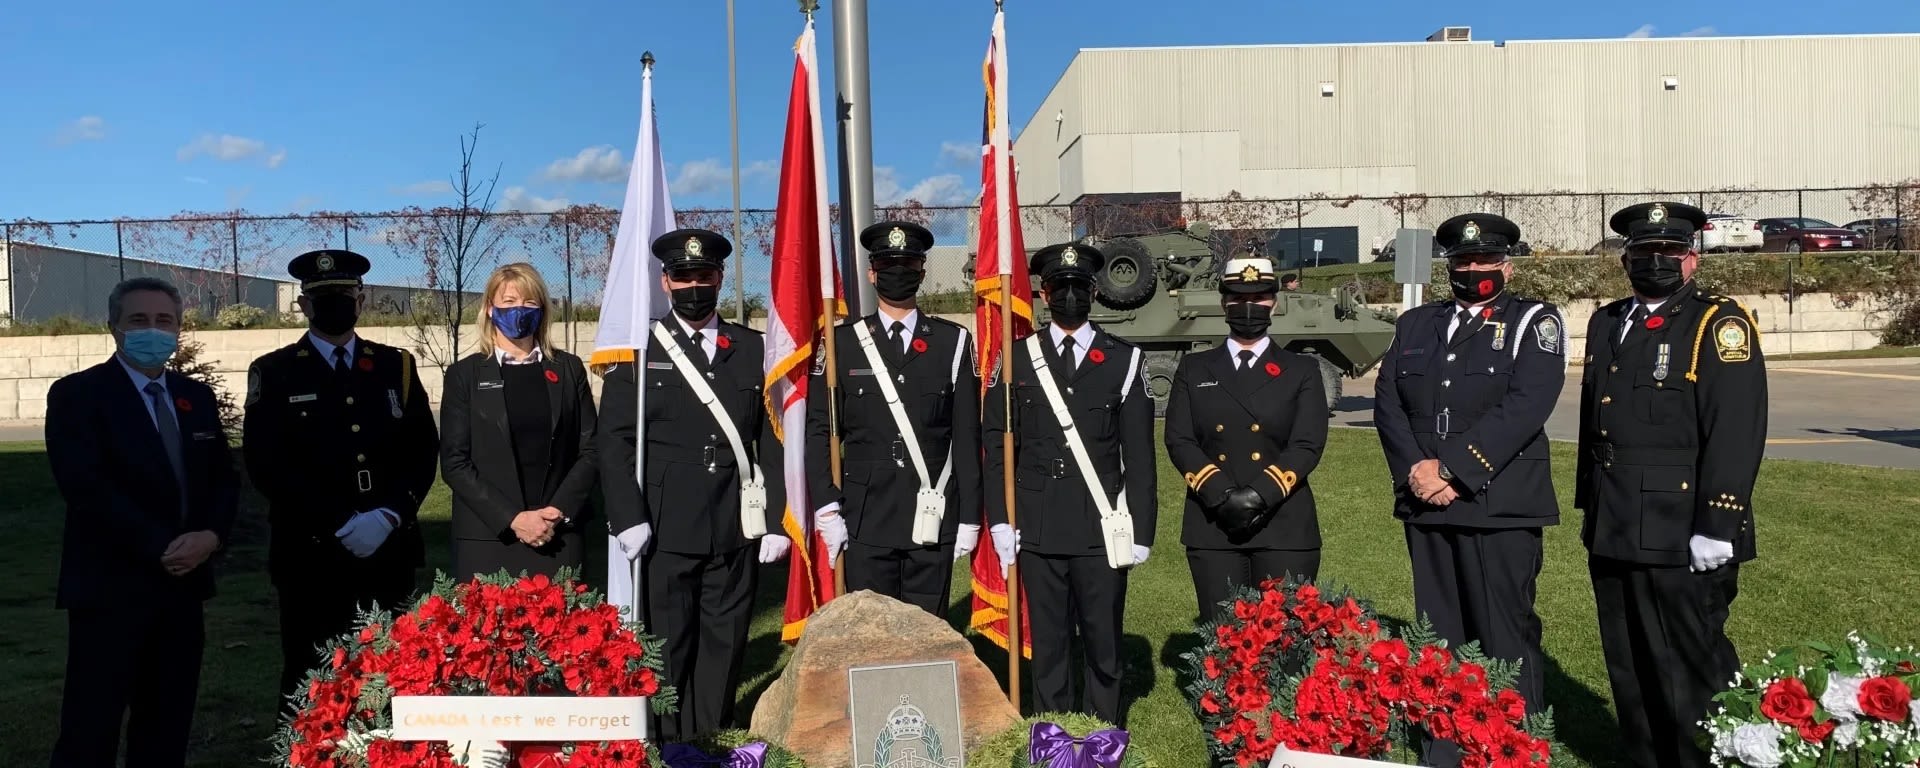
[144,381,189,521]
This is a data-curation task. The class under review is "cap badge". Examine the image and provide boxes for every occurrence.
[1649,204,1668,224]
[887,226,907,248]
[316,254,335,271]
[1462,221,1481,241]
[1062,247,1078,266]
[1240,264,1260,283]
[685,236,703,257]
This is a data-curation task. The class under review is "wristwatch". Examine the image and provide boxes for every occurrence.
[1438,462,1454,481]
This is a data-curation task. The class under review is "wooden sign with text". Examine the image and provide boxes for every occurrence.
[1268,745,1412,768]
[390,696,649,742]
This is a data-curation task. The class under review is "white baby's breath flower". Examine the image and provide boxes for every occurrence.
[1729,723,1787,768]
[1823,674,1865,722]
[1833,721,1860,749]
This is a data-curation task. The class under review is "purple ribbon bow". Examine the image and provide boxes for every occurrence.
[659,741,768,768]
[1029,721,1130,768]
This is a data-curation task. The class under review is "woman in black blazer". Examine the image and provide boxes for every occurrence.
[440,262,598,581]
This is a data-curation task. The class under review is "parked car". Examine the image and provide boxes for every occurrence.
[1841,218,1913,250]
[1700,214,1763,252]
[1755,217,1863,253]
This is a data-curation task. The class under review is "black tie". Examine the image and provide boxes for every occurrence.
[890,321,907,354]
[1060,335,1078,378]
[144,381,188,521]
[1624,304,1650,342]
[1238,349,1256,371]
[331,347,351,382]
[1447,308,1475,345]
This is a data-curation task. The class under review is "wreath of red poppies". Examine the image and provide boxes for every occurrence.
[272,570,675,768]
[1184,578,1555,768]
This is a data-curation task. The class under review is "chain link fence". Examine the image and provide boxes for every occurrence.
[4,184,1913,331]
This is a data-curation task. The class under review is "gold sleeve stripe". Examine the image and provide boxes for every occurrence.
[1265,466,1298,495]
[1686,304,1722,383]
[1189,465,1220,491]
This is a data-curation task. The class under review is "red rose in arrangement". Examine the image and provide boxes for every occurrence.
[1760,677,1816,726]
[1087,348,1105,364]
[1858,676,1913,722]
[1646,315,1666,330]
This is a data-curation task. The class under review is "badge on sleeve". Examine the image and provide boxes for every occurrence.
[1714,316,1752,362]
[810,343,827,376]
[246,366,262,407]
[1535,314,1563,355]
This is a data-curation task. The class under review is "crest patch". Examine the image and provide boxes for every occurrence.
[1061,247,1078,266]
[1649,204,1668,224]
[1463,221,1481,241]
[685,236,703,257]
[810,343,827,376]
[1240,264,1260,282]
[246,366,262,407]
[1713,316,1752,363]
[316,254,335,271]
[1535,314,1562,354]
[887,226,906,248]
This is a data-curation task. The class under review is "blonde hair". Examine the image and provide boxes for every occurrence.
[475,262,556,356]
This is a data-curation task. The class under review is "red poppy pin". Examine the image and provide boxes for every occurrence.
[1646,315,1666,330]
[544,369,560,384]
[1481,306,1495,319]
[911,338,928,353]
[357,358,374,372]
[1087,348,1106,364]
[716,334,732,350]
[1265,362,1282,377]
[174,397,193,412]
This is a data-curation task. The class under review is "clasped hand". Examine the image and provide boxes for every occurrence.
[1408,459,1459,506]
[511,507,565,547]
[161,531,219,576]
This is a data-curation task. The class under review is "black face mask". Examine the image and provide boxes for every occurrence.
[873,266,924,302]
[308,292,359,336]
[1448,267,1506,304]
[1046,283,1093,327]
[1225,301,1272,339]
[1625,253,1687,299]
[671,284,719,322]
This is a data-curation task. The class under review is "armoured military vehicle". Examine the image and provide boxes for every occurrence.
[967,221,1401,415]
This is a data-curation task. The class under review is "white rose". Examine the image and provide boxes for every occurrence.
[1909,697,1920,725]
[1729,723,1786,768]
[1821,674,1864,722]
[1833,722,1860,749]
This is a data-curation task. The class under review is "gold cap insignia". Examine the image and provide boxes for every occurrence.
[1463,221,1481,241]
[887,226,906,248]
[1649,204,1668,224]
[316,254,335,271]
[685,236,703,257]
[1240,264,1260,282]
[1061,247,1078,266]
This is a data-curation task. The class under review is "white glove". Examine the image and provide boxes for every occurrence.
[814,507,849,559]
[990,523,1020,576]
[1131,545,1151,566]
[953,523,981,561]
[335,509,397,559]
[616,524,652,561]
[1688,535,1734,573]
[758,534,792,564]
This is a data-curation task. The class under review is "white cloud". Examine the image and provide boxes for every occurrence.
[1680,26,1717,37]
[55,116,107,144]
[938,140,979,167]
[668,158,775,197]
[1625,24,1656,38]
[542,145,630,183]
[873,166,973,206]
[500,186,570,213]
[177,133,287,168]
[395,180,453,196]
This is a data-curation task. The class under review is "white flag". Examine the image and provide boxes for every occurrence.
[592,63,675,621]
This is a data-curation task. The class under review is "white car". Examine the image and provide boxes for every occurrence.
[1700,214,1763,252]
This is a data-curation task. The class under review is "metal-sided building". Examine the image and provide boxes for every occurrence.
[1009,29,1920,261]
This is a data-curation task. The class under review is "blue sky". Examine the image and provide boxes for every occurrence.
[2,0,1915,224]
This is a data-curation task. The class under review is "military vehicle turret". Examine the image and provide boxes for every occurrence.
[967,221,1400,415]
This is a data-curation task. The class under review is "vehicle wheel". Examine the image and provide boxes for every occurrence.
[1144,349,1181,418]
[1786,240,1803,254]
[1094,237,1159,310]
[1303,353,1343,411]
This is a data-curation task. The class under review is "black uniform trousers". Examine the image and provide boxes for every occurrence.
[647,547,757,741]
[1022,551,1128,725]
[52,597,203,768]
[844,540,954,617]
[1186,548,1321,622]
[275,561,414,707]
[1591,557,1741,768]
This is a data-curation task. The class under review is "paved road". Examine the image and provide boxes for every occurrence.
[9,361,1918,469]
[1332,361,1920,470]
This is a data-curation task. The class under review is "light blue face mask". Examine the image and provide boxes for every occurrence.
[121,328,179,368]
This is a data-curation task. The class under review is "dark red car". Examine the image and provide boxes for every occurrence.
[1755,217,1864,253]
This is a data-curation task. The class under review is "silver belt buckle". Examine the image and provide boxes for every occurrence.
[891,438,907,468]
[702,444,717,474]
[1048,458,1068,479]
[356,470,372,492]
[1435,408,1453,441]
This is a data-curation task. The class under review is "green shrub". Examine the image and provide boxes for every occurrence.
[215,303,268,329]
[968,713,1158,768]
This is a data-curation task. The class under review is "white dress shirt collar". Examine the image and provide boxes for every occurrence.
[1048,323,1096,364]
[307,331,358,366]
[1225,335,1272,365]
[875,308,921,350]
[495,345,545,365]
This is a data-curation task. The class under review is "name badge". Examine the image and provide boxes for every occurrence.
[477,380,505,390]
[1196,381,1220,388]
[646,362,674,370]
[850,369,874,377]
[192,430,219,440]
[288,393,318,403]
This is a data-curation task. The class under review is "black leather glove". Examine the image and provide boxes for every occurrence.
[1215,486,1270,534]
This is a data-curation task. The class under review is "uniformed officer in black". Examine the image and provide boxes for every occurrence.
[242,249,439,710]
[807,221,982,617]
[983,242,1156,725]
[1373,213,1565,735]
[598,227,788,741]
[1580,202,1765,768]
[1164,250,1329,621]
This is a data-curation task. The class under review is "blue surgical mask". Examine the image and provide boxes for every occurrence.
[121,328,179,368]
[490,305,543,340]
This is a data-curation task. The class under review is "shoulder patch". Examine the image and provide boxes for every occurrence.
[245,364,263,407]
[1713,315,1752,363]
[810,343,826,376]
[1534,313,1563,355]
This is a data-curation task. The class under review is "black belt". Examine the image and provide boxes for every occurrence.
[1409,408,1474,440]
[1588,444,1696,466]
[1020,457,1116,480]
[647,443,741,469]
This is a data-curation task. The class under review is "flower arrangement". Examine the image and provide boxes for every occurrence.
[1705,631,1920,768]
[271,569,677,768]
[967,713,1158,768]
[1181,577,1557,768]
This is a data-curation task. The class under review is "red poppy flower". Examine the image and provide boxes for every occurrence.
[1646,315,1666,330]
[357,357,374,372]
[544,369,559,384]
[174,397,193,412]
[716,334,732,350]
[1265,362,1281,377]
[911,338,928,353]
[1087,348,1106,364]
[1481,306,1494,319]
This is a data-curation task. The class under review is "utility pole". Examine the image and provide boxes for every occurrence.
[832,0,877,315]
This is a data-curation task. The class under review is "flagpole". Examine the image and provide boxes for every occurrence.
[992,0,1022,712]
[799,0,849,598]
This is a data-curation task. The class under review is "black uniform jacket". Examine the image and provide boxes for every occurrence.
[1577,284,1765,567]
[1374,293,1567,528]
[439,349,599,541]
[805,314,982,548]
[598,318,786,556]
[47,359,241,609]
[983,325,1157,556]
[242,335,439,583]
[1165,343,1330,550]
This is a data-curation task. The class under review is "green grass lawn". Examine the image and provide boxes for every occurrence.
[1,431,1916,767]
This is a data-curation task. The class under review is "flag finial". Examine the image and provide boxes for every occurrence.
[798,0,818,14]
[641,51,655,70]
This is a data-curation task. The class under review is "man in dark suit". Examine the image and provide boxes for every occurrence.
[808,221,982,617]
[1580,202,1765,768]
[242,250,440,711]
[1373,213,1566,743]
[1164,251,1330,621]
[599,228,788,741]
[45,277,239,768]
[983,242,1156,725]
